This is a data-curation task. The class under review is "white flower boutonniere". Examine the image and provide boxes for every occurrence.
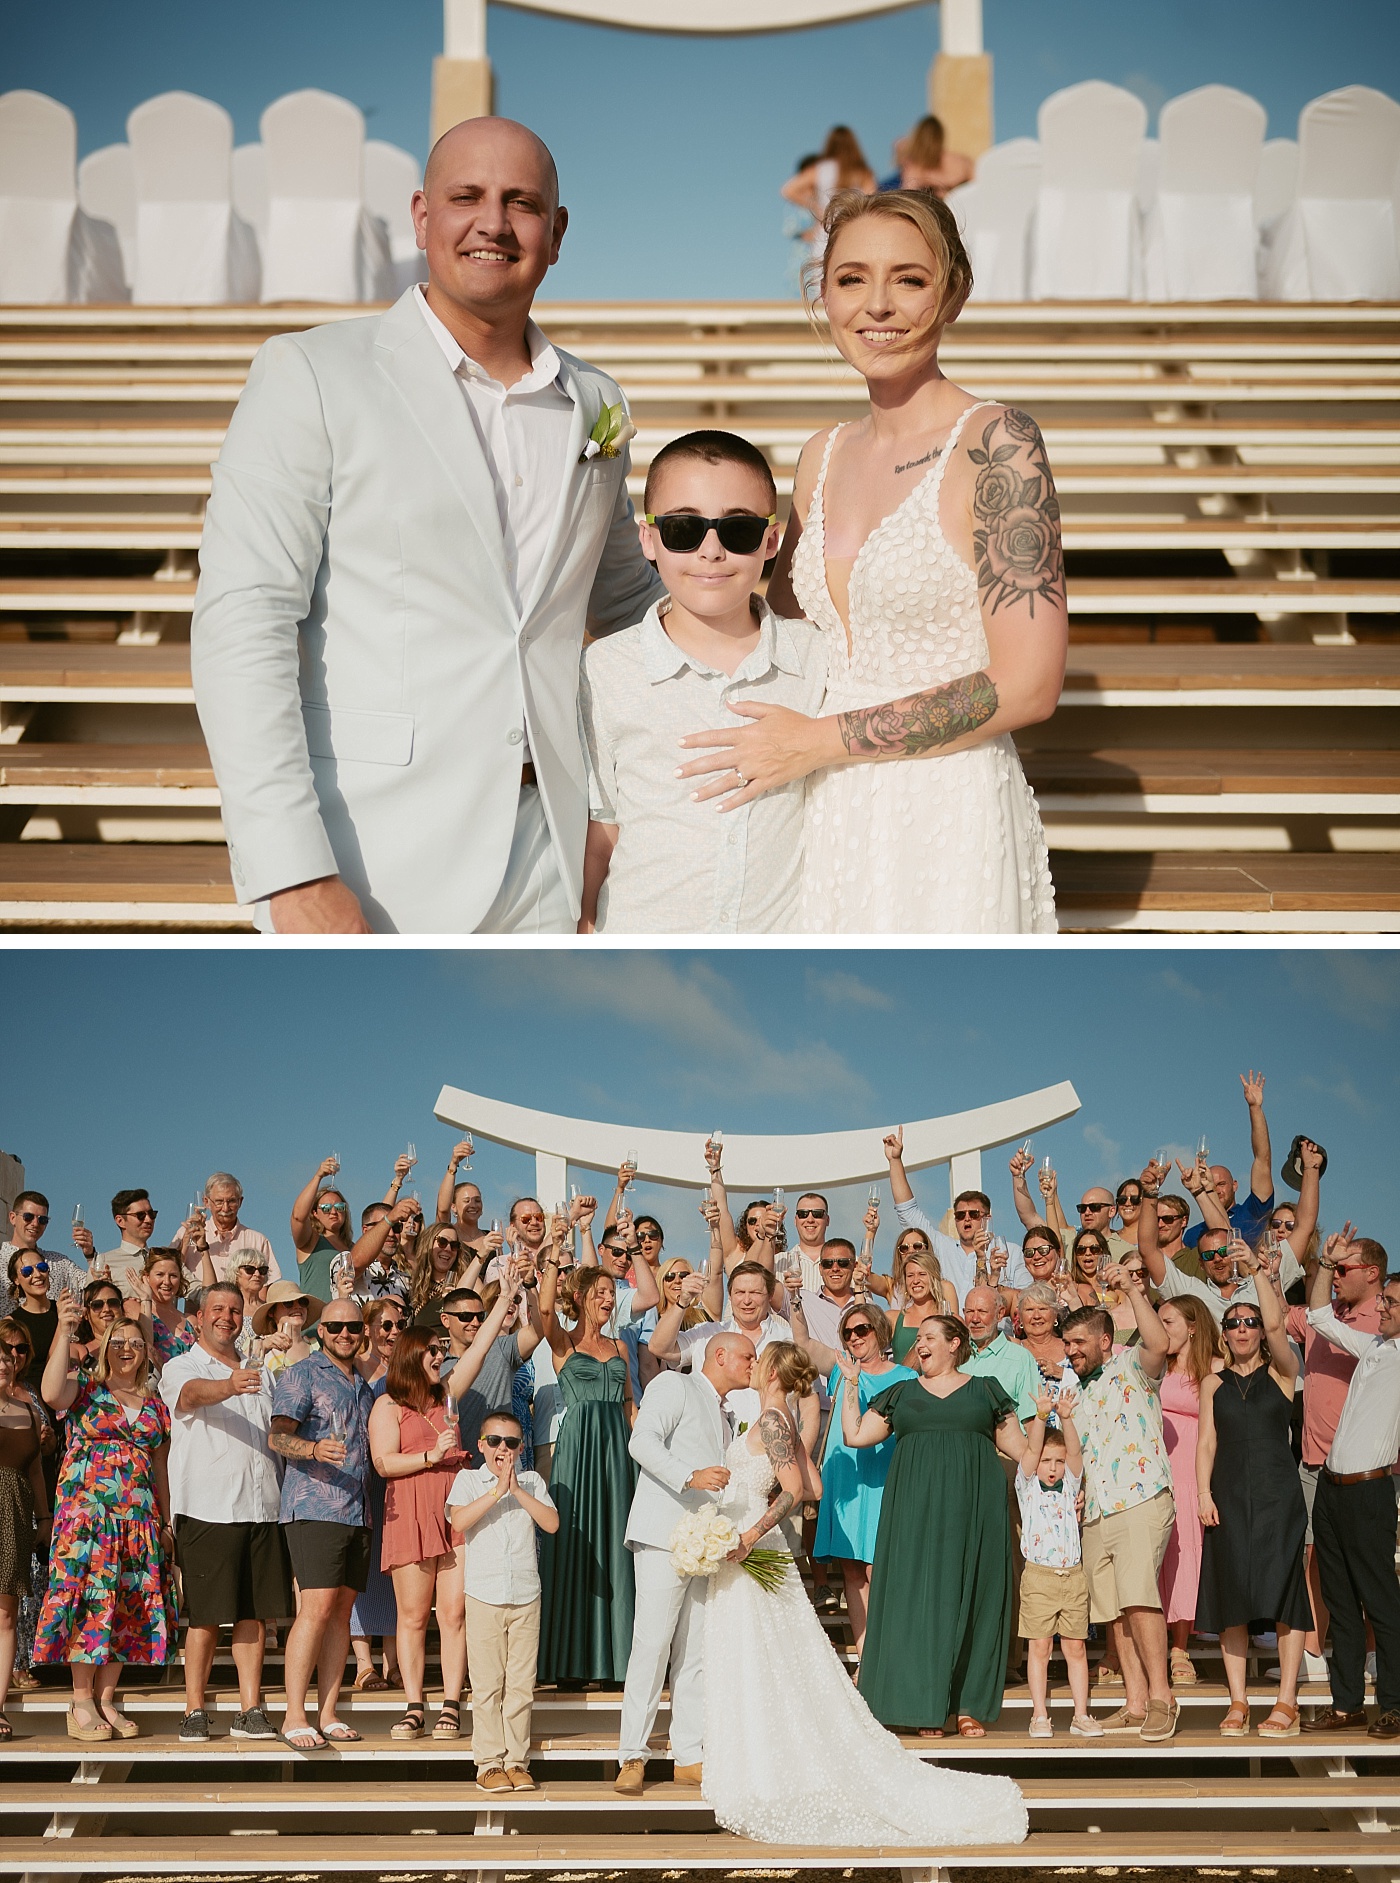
[580,401,637,464]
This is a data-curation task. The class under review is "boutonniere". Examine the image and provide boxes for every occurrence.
[580,401,637,463]
[736,1420,750,1436]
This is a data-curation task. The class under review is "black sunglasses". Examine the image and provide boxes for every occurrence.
[1200,1247,1231,1261]
[481,1432,522,1450]
[842,1323,875,1341]
[644,511,776,555]
[378,1317,407,1333]
[319,1319,362,1333]
[1077,1202,1108,1214]
[444,1309,485,1323]
[1224,1315,1263,1331]
[795,1208,827,1220]
[17,1211,49,1227]
[820,1258,853,1269]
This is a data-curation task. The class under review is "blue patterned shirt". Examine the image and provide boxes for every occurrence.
[271,1352,373,1527]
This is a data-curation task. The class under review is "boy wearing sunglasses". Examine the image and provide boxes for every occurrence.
[578,429,825,934]
[447,1409,558,1791]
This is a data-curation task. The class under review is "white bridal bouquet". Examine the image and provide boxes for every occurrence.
[669,1507,788,1593]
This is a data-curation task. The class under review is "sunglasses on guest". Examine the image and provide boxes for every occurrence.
[795,1208,827,1220]
[17,1262,49,1278]
[481,1431,522,1451]
[433,1236,461,1251]
[442,1308,485,1324]
[1076,1202,1109,1215]
[644,511,776,555]
[842,1322,875,1342]
[1223,1315,1263,1332]
[377,1317,407,1334]
[16,1210,49,1227]
[820,1258,853,1270]
[953,1208,984,1221]
[319,1318,362,1334]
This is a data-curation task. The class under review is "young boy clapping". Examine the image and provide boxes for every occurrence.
[578,430,825,934]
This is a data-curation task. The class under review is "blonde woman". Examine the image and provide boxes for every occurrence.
[35,1296,174,1739]
[683,188,1066,935]
[124,1248,195,1370]
[639,1255,715,1391]
[887,1234,958,1362]
[408,1223,479,1325]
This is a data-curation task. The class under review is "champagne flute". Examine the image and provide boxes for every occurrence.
[772,1186,785,1215]
[1020,1139,1033,1159]
[710,1129,723,1149]
[1197,1135,1210,1164]
[622,1149,638,1196]
[867,1183,880,1207]
[405,1141,417,1173]
[461,1135,474,1173]
[71,1202,84,1229]
[328,1151,341,1176]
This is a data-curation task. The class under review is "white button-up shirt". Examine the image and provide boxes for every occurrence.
[415,286,575,622]
[447,1464,556,1605]
[1307,1304,1400,1474]
[580,600,826,933]
[159,1342,282,1524]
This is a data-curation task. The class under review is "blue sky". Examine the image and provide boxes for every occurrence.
[7,0,1398,297]
[2,947,1396,1273]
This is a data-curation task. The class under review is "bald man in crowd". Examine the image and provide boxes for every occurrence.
[193,116,663,934]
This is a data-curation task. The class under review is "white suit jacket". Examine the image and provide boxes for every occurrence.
[190,287,664,931]
[625,1368,729,1551]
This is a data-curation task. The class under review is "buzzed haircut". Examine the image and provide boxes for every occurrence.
[823,1239,856,1261]
[480,1406,523,1436]
[442,1288,484,1314]
[643,429,777,517]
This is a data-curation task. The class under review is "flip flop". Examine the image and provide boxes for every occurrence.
[282,1725,328,1751]
[321,1722,363,1742]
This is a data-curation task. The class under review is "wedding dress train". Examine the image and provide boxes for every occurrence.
[700,1434,1027,1846]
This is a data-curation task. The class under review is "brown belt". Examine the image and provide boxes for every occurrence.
[520,762,538,790]
[1324,1466,1393,1485]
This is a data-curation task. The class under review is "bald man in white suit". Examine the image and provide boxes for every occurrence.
[192,118,663,933]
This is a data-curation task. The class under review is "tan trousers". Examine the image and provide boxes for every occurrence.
[466,1593,540,1770]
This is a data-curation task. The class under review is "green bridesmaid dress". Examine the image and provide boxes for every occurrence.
[537,1351,637,1684]
[858,1373,1015,1730]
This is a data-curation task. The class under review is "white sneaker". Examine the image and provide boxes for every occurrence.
[1027,1714,1053,1739]
[1071,1713,1105,1737]
[1302,1651,1331,1684]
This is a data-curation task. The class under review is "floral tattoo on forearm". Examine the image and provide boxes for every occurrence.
[837,670,998,758]
[970,407,1065,617]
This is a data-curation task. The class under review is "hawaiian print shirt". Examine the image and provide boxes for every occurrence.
[1076,1348,1172,1523]
[1016,1465,1083,1568]
[271,1351,373,1527]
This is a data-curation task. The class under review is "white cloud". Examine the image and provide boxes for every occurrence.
[1159,967,1207,1004]
[1288,953,1400,1031]
[1297,1071,1370,1117]
[1082,1121,1122,1180]
[466,953,871,1103]
[806,967,895,1011]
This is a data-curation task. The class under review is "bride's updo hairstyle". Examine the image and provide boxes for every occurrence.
[757,1341,817,1401]
[805,189,973,334]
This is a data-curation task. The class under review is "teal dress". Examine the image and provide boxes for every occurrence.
[298,1237,341,1302]
[858,1374,1016,1730]
[537,1351,637,1684]
[814,1363,917,1564]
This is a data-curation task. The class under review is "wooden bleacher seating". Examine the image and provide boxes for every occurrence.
[0,299,1396,930]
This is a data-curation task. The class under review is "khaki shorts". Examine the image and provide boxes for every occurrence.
[1019,1560,1089,1640]
[1082,1489,1175,1624]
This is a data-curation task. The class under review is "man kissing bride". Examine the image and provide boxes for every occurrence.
[192,116,1065,937]
[616,1327,1026,1845]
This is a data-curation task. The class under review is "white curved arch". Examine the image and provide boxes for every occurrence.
[434,1079,1080,1206]
[495,0,924,31]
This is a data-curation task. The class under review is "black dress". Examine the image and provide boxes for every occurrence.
[1196,1366,1310,1634]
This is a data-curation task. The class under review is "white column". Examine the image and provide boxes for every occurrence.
[949,1150,983,1203]
[940,0,983,56]
[444,0,487,58]
[535,1150,568,1212]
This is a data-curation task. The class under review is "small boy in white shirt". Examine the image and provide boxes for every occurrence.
[578,430,826,935]
[446,1407,558,1792]
[1016,1383,1101,1738]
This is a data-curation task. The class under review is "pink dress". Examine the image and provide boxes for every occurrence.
[1159,1368,1203,1626]
[380,1404,465,1571]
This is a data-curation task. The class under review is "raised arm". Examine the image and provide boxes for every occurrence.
[1240,1070,1274,1205]
[1239,1239,1297,1382]
[699,1200,726,1321]
[291,1157,338,1254]
[647,1295,688,1362]
[785,1290,840,1378]
[1179,1155,1230,1234]
[1056,1389,1085,1477]
[836,1356,893,1449]
[1137,1157,1172,1288]
[704,1137,739,1262]
[1104,1261,1169,1379]
[1010,1148,1049,1231]
[351,1196,416,1275]
[1019,1384,1051,1478]
[41,1290,84,1413]
[446,1261,526,1388]
[437,1141,473,1226]
[883,1127,914,1208]
[1286,1139,1324,1264]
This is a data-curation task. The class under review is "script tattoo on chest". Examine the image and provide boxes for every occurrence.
[894,445,942,476]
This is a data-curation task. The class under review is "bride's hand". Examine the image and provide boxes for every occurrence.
[676,703,845,810]
[728,1528,756,1564]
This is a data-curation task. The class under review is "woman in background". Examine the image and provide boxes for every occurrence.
[1157,1296,1223,1689]
[896,114,974,195]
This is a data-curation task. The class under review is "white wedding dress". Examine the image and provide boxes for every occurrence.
[701,1434,1027,1847]
[790,403,1057,934]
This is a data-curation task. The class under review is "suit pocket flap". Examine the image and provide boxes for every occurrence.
[303,703,414,766]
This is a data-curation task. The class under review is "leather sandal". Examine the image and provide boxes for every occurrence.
[433,1699,461,1740]
[956,1715,986,1738]
[391,1704,426,1741]
[1219,1701,1251,1737]
[1258,1701,1301,1738]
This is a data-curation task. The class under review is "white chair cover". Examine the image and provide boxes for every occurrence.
[365,139,426,295]
[1031,81,1147,299]
[0,90,77,304]
[1268,87,1400,300]
[78,143,137,289]
[961,138,1041,300]
[127,91,235,303]
[260,90,365,302]
[1144,85,1266,301]
[232,144,269,245]
[1255,138,1299,228]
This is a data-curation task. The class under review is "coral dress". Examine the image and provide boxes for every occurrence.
[790,405,1056,934]
[380,1403,465,1571]
[34,1380,174,1665]
[1158,1366,1204,1626]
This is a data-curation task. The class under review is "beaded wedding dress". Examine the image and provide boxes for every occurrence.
[700,1434,1027,1847]
[789,403,1057,934]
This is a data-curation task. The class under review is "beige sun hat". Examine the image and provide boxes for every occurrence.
[252,1280,326,1337]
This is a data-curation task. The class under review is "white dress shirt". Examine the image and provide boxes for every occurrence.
[1307,1304,1400,1474]
[447,1464,556,1605]
[415,286,576,623]
[673,1311,792,1434]
[1158,1248,1303,1326]
[159,1343,282,1524]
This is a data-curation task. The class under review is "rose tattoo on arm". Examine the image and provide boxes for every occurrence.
[835,407,1062,761]
[971,408,1065,617]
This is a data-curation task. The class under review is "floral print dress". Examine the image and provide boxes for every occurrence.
[33,1380,174,1665]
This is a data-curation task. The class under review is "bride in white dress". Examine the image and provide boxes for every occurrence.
[677,188,1064,935]
[701,1344,1027,1848]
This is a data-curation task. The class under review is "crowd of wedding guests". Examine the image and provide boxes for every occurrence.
[1,1065,1398,1769]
